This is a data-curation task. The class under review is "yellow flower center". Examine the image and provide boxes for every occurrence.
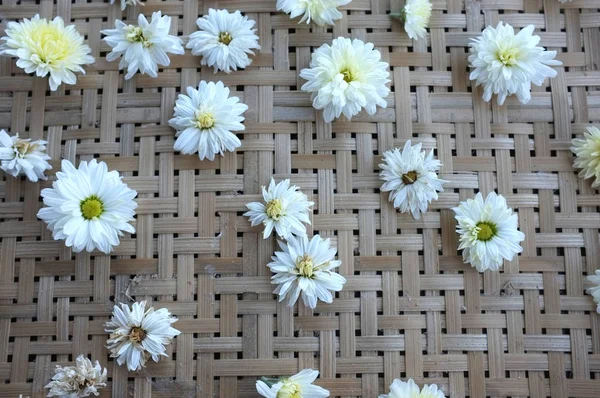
[276,380,302,398]
[340,67,355,83]
[80,195,104,220]
[195,109,216,129]
[26,21,78,66]
[496,46,519,66]
[14,139,38,158]
[125,25,151,47]
[401,170,418,184]
[476,222,497,241]
[218,31,233,45]
[296,254,315,278]
[265,199,285,220]
[129,326,147,344]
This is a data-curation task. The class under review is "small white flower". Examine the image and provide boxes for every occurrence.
[105,301,180,372]
[102,12,184,80]
[586,270,600,314]
[379,140,445,219]
[379,378,444,398]
[187,9,260,73]
[110,0,143,10]
[244,178,314,240]
[268,234,346,309]
[468,22,562,105]
[453,192,525,272]
[277,0,351,26]
[300,37,390,123]
[45,355,107,397]
[37,159,137,254]
[256,369,330,398]
[0,14,94,91]
[169,81,247,161]
[571,126,600,189]
[391,0,432,40]
[0,130,51,182]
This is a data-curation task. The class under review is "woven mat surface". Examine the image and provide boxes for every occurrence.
[1,0,600,397]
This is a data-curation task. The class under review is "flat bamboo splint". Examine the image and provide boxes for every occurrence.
[1,0,600,397]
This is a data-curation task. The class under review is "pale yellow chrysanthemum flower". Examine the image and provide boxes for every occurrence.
[571,126,600,188]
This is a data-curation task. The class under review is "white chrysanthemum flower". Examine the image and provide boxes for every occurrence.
[453,192,525,272]
[110,0,143,10]
[105,301,180,372]
[256,369,330,398]
[187,9,260,73]
[379,378,444,398]
[0,130,51,182]
[299,37,390,123]
[0,15,94,91]
[244,178,314,240]
[586,270,600,314]
[468,22,562,105]
[102,12,184,80]
[391,0,432,40]
[571,126,600,189]
[37,159,137,254]
[45,355,107,397]
[268,234,346,309]
[277,0,351,26]
[379,140,445,219]
[169,81,247,161]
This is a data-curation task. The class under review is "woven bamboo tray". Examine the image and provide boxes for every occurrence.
[1,0,600,397]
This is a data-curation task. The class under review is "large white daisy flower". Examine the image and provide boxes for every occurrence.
[0,130,51,182]
[299,37,390,123]
[187,9,260,73]
[244,178,314,240]
[379,140,445,219]
[45,355,107,397]
[453,192,525,272]
[105,301,180,372]
[586,270,600,314]
[256,369,330,398]
[110,0,143,10]
[468,22,562,105]
[37,159,137,254]
[0,14,94,91]
[277,0,351,26]
[571,126,600,189]
[391,0,432,40]
[102,12,184,80]
[379,378,444,398]
[169,80,247,161]
[268,234,346,309]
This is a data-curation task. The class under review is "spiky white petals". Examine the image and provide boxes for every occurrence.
[268,235,346,309]
[468,22,562,105]
[453,192,525,272]
[102,12,184,80]
[379,140,445,219]
[37,159,137,254]
[105,301,181,372]
[401,0,432,40]
[110,0,143,10]
[586,270,600,314]
[571,126,600,188]
[45,355,107,397]
[277,0,351,26]
[0,130,51,182]
[244,178,314,240]
[379,378,444,398]
[0,15,94,91]
[169,81,247,161]
[256,369,330,398]
[187,9,260,73]
[300,37,390,123]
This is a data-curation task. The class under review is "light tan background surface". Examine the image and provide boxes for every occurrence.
[1,0,600,397]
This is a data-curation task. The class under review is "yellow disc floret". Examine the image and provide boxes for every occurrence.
[81,195,104,220]
[265,198,285,220]
[296,254,314,278]
[276,380,302,398]
[476,222,497,241]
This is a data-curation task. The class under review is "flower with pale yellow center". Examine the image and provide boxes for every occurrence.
[0,130,51,182]
[380,378,444,398]
[256,369,330,398]
[391,0,432,40]
[0,14,94,91]
[571,126,600,188]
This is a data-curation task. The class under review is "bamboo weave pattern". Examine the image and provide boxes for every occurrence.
[1,0,600,397]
